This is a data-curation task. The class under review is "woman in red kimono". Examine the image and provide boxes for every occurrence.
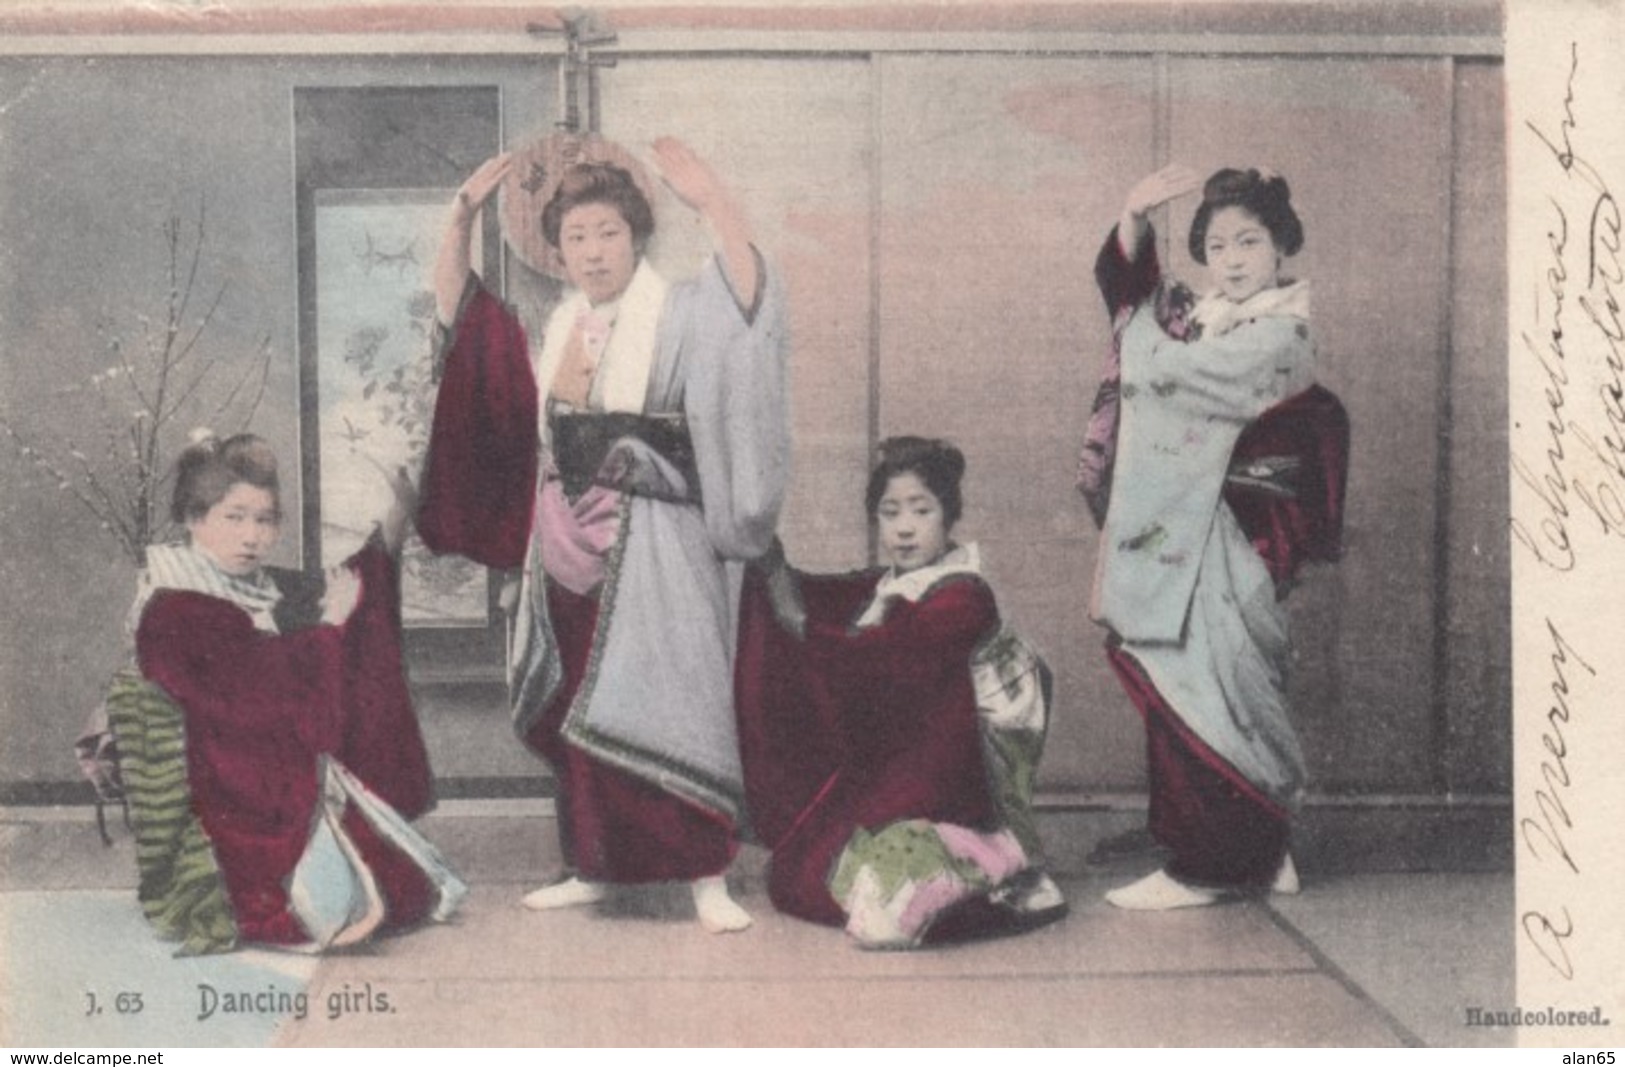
[739,438,1065,948]
[1079,165,1347,910]
[125,433,464,952]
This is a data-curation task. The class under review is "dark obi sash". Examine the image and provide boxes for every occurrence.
[549,410,700,504]
[1223,383,1350,588]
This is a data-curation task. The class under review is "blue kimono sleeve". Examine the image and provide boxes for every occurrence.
[676,252,792,561]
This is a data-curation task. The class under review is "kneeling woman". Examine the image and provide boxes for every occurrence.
[742,437,1064,949]
[117,433,464,953]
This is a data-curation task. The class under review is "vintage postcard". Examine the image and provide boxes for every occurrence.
[0,0,1620,1051]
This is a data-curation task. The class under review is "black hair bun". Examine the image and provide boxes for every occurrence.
[1189,167,1304,264]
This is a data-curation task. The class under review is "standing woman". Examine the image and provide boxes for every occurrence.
[1081,165,1346,909]
[418,137,789,933]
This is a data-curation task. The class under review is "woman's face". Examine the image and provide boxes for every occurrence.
[876,472,950,574]
[188,482,281,576]
[558,201,638,306]
[1202,205,1282,303]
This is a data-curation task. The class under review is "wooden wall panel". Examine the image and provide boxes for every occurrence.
[876,56,1157,791]
[1445,59,1510,792]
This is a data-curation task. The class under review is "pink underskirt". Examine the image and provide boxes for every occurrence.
[534,479,621,596]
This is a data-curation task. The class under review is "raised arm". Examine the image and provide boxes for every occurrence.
[1096,164,1203,317]
[434,153,513,325]
[1117,163,1202,260]
[419,156,538,570]
[650,137,761,317]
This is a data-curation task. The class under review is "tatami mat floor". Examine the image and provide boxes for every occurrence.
[0,804,1512,1048]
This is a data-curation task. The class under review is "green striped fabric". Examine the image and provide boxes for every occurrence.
[104,669,239,956]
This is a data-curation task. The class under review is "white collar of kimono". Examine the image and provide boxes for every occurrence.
[129,542,283,635]
[855,542,981,629]
[1190,278,1311,338]
[536,258,669,420]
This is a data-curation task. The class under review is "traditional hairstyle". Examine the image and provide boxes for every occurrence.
[1188,168,1304,265]
[865,436,967,528]
[539,162,657,256]
[170,430,281,524]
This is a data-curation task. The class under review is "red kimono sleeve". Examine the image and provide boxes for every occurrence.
[418,278,539,569]
[802,574,1000,694]
[734,568,874,848]
[137,592,346,754]
[135,543,433,833]
[1095,223,1162,318]
[743,573,1002,924]
[1225,384,1351,589]
[136,591,347,922]
[330,542,434,816]
[803,576,1000,824]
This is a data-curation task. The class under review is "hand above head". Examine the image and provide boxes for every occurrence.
[437,153,514,323]
[320,564,363,627]
[454,153,515,226]
[1124,163,1205,219]
[1119,163,1204,255]
[649,137,727,215]
[649,136,761,315]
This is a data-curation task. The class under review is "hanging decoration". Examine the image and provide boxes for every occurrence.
[502,8,648,278]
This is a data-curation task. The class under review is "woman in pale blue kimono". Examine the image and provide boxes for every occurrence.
[419,137,788,933]
[1080,165,1347,910]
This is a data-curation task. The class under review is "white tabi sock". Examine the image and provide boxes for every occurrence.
[691,875,752,933]
[521,876,607,911]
